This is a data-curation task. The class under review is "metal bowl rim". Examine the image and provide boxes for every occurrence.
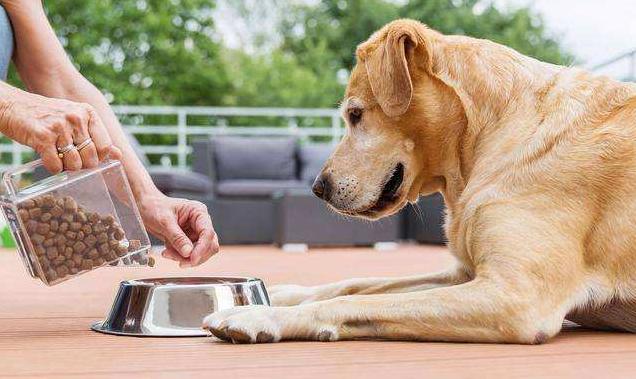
[124,276,264,287]
[91,321,209,338]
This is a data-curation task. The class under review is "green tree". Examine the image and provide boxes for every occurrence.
[280,0,400,73]
[9,0,230,106]
[265,0,573,107]
[222,47,344,108]
[8,0,573,110]
[400,0,571,65]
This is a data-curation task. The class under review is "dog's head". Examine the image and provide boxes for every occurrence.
[313,20,466,220]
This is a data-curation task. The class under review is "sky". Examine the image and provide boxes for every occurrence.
[499,0,636,79]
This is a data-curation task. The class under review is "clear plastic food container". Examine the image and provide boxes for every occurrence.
[0,159,152,286]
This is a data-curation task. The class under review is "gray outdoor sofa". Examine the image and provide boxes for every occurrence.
[188,135,447,246]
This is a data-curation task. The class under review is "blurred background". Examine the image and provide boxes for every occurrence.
[11,0,577,110]
[5,0,636,165]
[2,0,635,248]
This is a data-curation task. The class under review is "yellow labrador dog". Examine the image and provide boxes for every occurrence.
[204,19,636,344]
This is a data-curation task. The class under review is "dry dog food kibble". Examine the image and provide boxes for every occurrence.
[17,194,143,283]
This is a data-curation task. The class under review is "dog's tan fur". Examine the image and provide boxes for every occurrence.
[203,19,636,344]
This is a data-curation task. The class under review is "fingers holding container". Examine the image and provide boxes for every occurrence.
[56,136,81,171]
[65,104,98,169]
[0,91,120,174]
[85,106,122,162]
[36,118,80,174]
[49,102,119,172]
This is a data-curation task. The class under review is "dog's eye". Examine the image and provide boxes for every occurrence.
[348,108,363,126]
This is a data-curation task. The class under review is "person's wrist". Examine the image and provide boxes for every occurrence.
[0,84,20,135]
[122,160,164,204]
[134,183,165,208]
[0,96,13,133]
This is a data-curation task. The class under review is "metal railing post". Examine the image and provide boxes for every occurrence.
[331,113,341,146]
[177,110,187,170]
[288,118,298,138]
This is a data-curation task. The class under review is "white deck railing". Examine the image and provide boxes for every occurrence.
[0,106,343,171]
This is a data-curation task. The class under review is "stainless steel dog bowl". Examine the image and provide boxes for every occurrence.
[91,277,270,337]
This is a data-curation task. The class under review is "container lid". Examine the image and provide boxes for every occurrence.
[1,159,122,202]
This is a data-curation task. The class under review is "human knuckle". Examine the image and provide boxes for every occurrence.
[193,201,208,212]
[69,110,88,126]
[49,120,65,134]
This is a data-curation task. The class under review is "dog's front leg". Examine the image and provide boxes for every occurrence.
[204,276,569,344]
[268,268,470,306]
[204,207,581,344]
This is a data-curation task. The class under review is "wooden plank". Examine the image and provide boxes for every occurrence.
[1,245,634,379]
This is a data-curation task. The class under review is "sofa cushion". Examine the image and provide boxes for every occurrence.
[299,144,333,183]
[216,179,307,197]
[213,137,297,180]
[149,169,213,195]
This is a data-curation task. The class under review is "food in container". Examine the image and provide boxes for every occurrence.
[0,159,152,285]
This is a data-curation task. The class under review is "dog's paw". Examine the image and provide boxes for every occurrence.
[268,284,317,306]
[203,305,282,343]
[202,305,339,343]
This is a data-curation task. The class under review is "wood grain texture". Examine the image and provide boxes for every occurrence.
[1,245,634,378]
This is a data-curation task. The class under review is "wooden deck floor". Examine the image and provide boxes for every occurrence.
[1,244,635,378]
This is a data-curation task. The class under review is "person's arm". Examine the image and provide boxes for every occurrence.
[1,1,219,266]
[4,1,153,201]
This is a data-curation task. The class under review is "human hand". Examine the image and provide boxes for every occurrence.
[0,89,121,173]
[138,192,219,267]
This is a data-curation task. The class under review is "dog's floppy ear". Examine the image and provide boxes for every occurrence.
[358,24,419,117]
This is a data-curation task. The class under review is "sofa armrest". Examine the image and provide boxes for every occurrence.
[149,169,213,196]
[192,138,216,180]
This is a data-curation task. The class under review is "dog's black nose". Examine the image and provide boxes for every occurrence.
[312,175,331,200]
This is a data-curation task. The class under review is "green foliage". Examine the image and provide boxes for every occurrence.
[274,0,573,107]
[8,0,572,110]
[280,0,400,74]
[25,0,230,105]
[222,47,344,108]
[400,0,572,65]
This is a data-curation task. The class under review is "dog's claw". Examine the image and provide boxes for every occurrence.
[256,331,275,343]
[202,305,291,344]
[317,330,336,342]
[226,329,253,344]
[208,326,230,341]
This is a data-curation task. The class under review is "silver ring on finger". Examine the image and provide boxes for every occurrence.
[75,137,93,152]
[57,143,76,159]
